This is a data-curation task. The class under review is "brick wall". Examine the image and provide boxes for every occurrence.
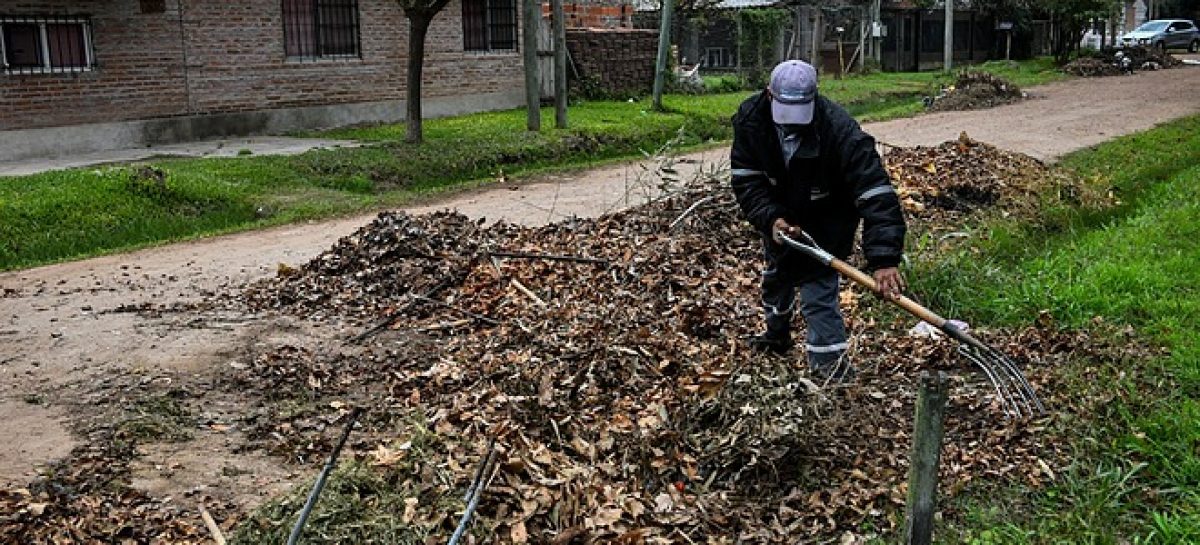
[0,0,524,132]
[542,2,633,29]
[566,28,657,95]
[0,1,190,131]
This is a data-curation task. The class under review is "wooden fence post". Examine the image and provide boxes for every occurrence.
[904,371,949,545]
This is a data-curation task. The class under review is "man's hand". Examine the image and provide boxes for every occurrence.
[771,218,802,245]
[873,267,906,300]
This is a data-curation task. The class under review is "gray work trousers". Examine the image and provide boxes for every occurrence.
[762,262,848,367]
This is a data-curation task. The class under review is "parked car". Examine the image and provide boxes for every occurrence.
[1119,19,1200,52]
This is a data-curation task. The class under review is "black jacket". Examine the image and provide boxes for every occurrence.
[730,90,906,280]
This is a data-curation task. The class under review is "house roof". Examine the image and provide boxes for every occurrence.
[634,0,779,12]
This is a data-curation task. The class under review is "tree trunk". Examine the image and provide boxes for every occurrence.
[522,0,541,131]
[406,13,432,144]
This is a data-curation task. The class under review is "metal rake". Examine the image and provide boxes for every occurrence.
[779,231,1044,419]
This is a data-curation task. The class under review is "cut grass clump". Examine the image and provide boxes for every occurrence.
[115,392,194,443]
[231,421,468,545]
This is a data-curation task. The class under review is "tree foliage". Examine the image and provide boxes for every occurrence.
[970,0,1121,62]
[737,8,791,87]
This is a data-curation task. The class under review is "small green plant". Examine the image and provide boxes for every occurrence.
[115,392,194,442]
[124,166,172,200]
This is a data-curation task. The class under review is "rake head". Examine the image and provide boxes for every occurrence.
[953,335,1045,420]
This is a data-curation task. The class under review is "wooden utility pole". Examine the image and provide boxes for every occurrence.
[943,0,953,72]
[552,0,568,128]
[652,0,675,111]
[904,372,949,545]
[871,0,882,65]
[522,0,541,131]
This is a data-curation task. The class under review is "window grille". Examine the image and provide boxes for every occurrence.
[0,16,95,75]
[462,0,517,52]
[283,0,361,60]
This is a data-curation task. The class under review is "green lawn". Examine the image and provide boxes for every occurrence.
[910,115,1200,543]
[0,59,1064,271]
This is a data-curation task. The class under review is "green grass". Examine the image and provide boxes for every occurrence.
[910,115,1200,543]
[0,59,1062,271]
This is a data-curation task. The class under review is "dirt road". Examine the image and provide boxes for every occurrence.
[1,65,1196,507]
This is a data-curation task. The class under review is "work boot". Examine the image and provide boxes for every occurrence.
[748,333,793,356]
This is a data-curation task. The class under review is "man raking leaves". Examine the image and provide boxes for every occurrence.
[731,60,906,382]
[731,60,1043,416]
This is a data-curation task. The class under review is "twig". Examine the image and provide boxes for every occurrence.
[199,505,226,545]
[415,319,472,333]
[347,281,450,344]
[669,195,716,230]
[487,250,609,266]
[287,407,364,545]
[411,295,500,325]
[510,279,548,307]
[448,442,499,545]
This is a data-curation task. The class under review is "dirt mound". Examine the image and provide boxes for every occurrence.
[926,71,1025,112]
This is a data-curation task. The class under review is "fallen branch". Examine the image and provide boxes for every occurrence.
[348,281,450,344]
[487,250,609,266]
[669,195,717,230]
[411,295,500,325]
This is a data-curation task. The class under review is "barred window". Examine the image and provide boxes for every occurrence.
[1,16,94,75]
[462,0,517,52]
[283,0,360,60]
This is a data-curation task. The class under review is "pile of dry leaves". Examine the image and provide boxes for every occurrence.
[0,439,233,544]
[926,71,1025,112]
[226,139,1117,542]
[1064,47,1184,77]
[1,138,1125,543]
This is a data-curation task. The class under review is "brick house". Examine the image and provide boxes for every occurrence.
[0,0,530,161]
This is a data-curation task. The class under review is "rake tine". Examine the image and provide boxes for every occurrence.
[983,345,1045,414]
[959,337,1041,418]
[957,345,1021,419]
[963,344,1033,418]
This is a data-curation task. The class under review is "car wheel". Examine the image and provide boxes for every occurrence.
[1191,39,1199,53]
[1155,40,1167,53]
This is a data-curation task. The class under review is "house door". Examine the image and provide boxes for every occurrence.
[886,13,916,72]
[537,18,556,100]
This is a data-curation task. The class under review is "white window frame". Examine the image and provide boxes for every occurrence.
[0,16,95,75]
[705,47,733,68]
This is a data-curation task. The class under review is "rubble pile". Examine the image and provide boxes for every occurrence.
[926,71,1025,112]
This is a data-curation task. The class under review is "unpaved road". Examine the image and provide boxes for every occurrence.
[1,65,1197,509]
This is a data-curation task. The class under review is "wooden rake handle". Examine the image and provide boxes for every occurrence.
[777,232,948,328]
